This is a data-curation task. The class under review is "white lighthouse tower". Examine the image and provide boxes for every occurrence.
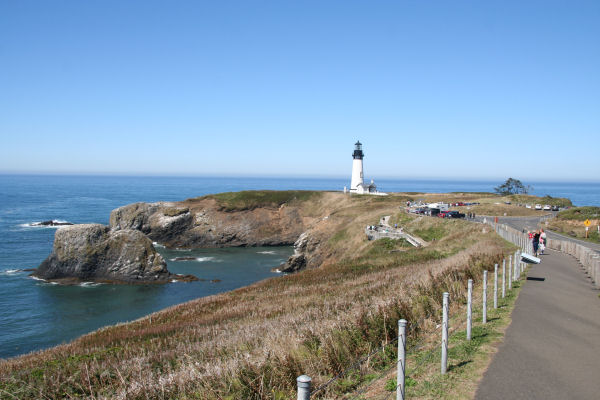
[350,141,364,192]
[348,141,385,195]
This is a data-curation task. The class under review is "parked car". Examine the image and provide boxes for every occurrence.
[551,205,559,211]
[525,204,532,209]
[445,211,466,219]
[535,204,542,210]
[543,205,551,211]
[429,208,441,217]
[438,211,449,218]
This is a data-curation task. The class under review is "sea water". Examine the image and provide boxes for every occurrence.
[0,175,598,359]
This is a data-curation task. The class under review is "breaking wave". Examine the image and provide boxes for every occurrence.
[20,220,73,229]
[80,282,102,287]
[196,257,217,262]
[169,256,219,262]
[0,269,22,276]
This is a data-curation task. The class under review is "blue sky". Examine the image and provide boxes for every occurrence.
[1,1,598,181]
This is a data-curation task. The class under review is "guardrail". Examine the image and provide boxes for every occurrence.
[365,226,422,247]
[546,238,600,287]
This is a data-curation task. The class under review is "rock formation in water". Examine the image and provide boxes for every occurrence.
[35,191,342,282]
[108,196,329,272]
[108,199,306,248]
[31,220,74,227]
[33,224,188,284]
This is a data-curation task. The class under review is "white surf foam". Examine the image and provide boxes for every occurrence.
[80,282,102,287]
[30,276,46,282]
[152,242,165,248]
[20,220,73,229]
[196,257,216,262]
[0,269,22,276]
[257,251,276,255]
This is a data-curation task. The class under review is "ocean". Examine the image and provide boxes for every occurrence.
[1,175,598,359]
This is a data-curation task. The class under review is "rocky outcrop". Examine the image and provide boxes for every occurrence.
[33,224,187,284]
[278,231,322,273]
[109,199,308,249]
[36,192,337,283]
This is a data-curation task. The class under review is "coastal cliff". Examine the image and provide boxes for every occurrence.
[108,191,331,270]
[109,200,305,248]
[33,224,183,284]
[34,191,335,283]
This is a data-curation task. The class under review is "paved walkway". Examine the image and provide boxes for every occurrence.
[476,215,600,254]
[475,249,600,399]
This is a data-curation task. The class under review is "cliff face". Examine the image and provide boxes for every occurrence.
[109,198,309,249]
[34,224,174,284]
[35,191,343,283]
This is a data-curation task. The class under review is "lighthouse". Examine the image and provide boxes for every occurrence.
[350,141,364,191]
[347,141,386,195]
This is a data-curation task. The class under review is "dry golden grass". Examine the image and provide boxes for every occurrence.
[0,193,520,399]
[547,218,600,243]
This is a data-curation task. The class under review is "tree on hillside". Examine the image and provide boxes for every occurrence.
[494,178,531,195]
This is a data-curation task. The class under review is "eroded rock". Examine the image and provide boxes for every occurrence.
[33,224,179,284]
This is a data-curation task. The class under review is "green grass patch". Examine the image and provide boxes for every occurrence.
[413,226,447,241]
[509,194,572,207]
[205,190,322,211]
[366,238,412,255]
[328,228,349,245]
[404,279,523,399]
[556,206,600,221]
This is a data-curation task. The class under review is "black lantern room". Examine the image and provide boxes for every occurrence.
[352,141,364,160]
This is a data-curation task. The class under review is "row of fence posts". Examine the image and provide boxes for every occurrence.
[297,225,533,399]
[295,251,528,399]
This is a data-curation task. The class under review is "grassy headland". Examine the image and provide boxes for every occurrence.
[203,190,323,212]
[0,191,554,399]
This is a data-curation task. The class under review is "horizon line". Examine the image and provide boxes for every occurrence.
[1,172,599,184]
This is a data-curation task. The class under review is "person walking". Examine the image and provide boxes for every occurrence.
[540,229,547,255]
[532,230,541,257]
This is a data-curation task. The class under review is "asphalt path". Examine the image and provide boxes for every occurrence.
[475,249,600,399]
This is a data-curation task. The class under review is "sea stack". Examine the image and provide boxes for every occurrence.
[33,224,176,284]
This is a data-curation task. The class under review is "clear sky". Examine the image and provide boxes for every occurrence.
[1,1,598,181]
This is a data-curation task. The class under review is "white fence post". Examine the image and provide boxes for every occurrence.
[297,375,311,400]
[508,256,512,290]
[441,292,449,375]
[467,279,473,341]
[502,259,506,299]
[397,319,407,400]
[482,270,488,324]
[494,263,498,309]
